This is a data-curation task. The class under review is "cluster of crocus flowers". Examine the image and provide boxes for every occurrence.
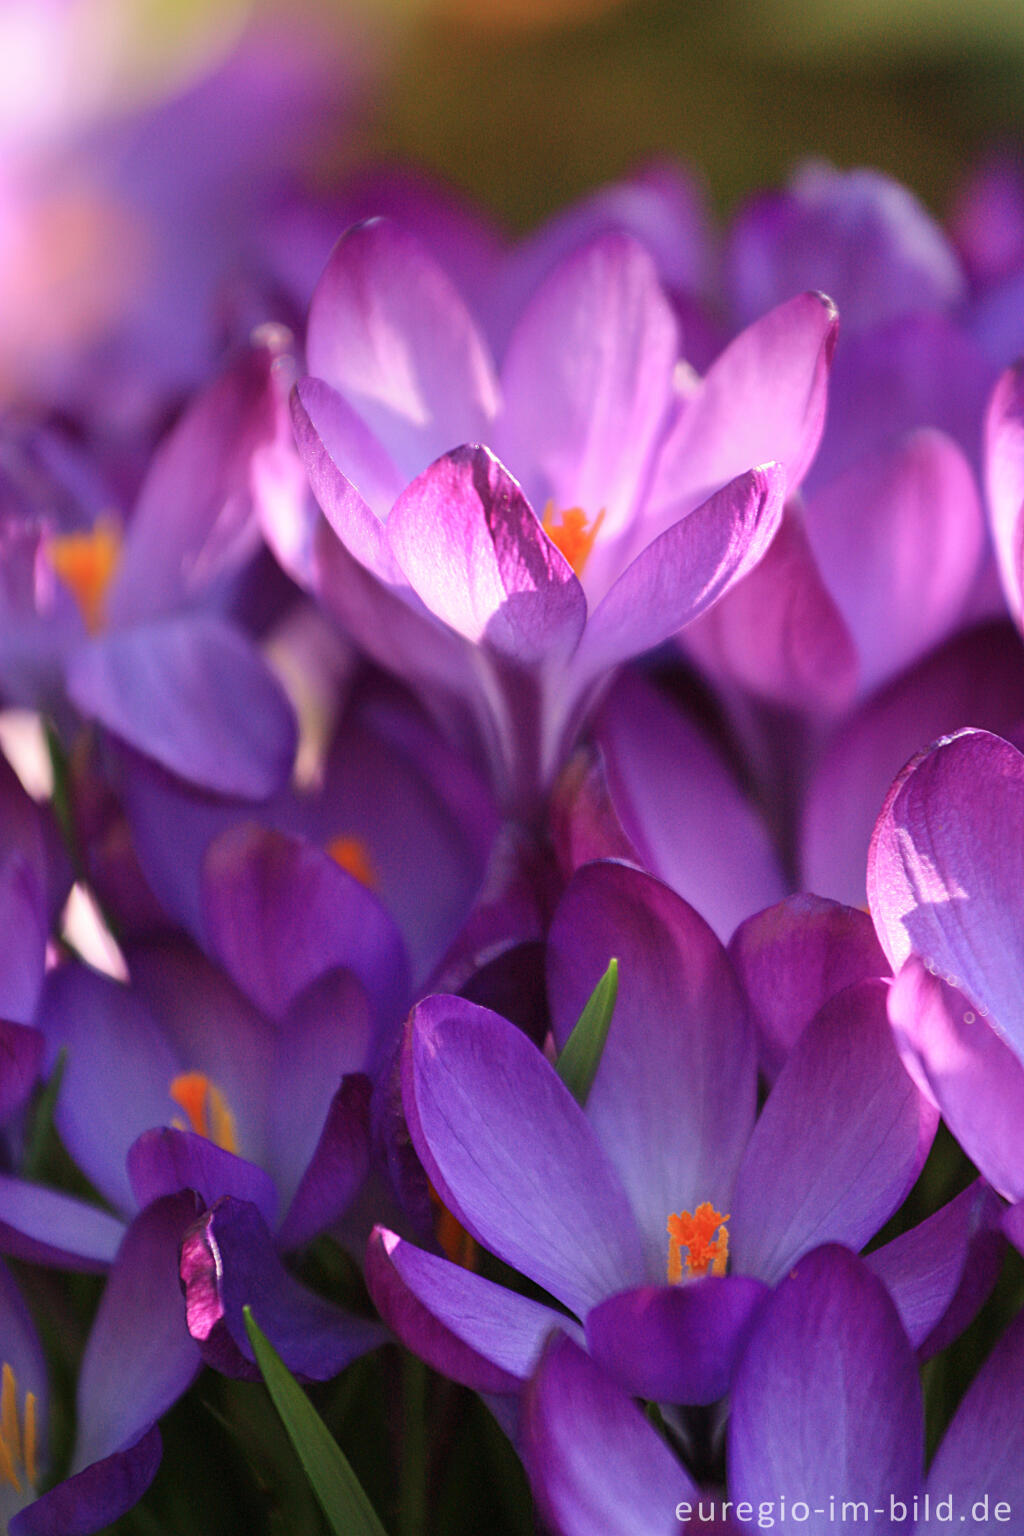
[2,87,1024,1534]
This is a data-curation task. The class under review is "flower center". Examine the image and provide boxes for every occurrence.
[49,515,122,634]
[666,1202,730,1283]
[169,1072,238,1155]
[327,834,378,890]
[542,502,605,576]
[0,1363,36,1495]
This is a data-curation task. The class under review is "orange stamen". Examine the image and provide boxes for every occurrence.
[0,1363,36,1493]
[666,1202,730,1283]
[169,1072,239,1155]
[49,514,122,634]
[542,502,605,576]
[327,834,378,891]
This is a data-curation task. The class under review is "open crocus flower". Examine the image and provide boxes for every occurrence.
[0,333,297,799]
[285,217,836,812]
[522,1245,1024,1536]
[0,937,387,1381]
[364,862,983,1410]
[0,1195,203,1536]
[868,727,1024,1216]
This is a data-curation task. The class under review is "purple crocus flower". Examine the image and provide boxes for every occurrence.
[522,1244,1024,1536]
[284,217,836,811]
[0,334,298,799]
[366,861,971,1409]
[0,1197,199,1536]
[868,726,1024,1221]
[0,936,387,1381]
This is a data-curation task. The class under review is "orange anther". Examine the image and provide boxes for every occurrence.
[542,502,605,576]
[169,1072,239,1155]
[327,835,378,891]
[49,515,122,633]
[666,1202,730,1282]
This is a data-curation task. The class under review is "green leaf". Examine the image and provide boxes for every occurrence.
[243,1306,390,1536]
[554,957,618,1107]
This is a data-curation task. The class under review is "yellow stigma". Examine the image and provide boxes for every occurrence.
[666,1202,730,1284]
[0,1363,37,1494]
[542,502,605,577]
[327,834,378,890]
[428,1184,477,1272]
[169,1072,239,1155]
[49,515,122,634]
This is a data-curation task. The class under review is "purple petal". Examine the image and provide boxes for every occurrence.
[109,338,284,625]
[305,219,499,482]
[0,1021,43,1124]
[127,1129,278,1229]
[181,1196,384,1381]
[366,1226,581,1393]
[729,1245,923,1519]
[292,374,404,538]
[985,363,1024,626]
[647,291,838,529]
[68,614,297,798]
[887,957,1024,1202]
[805,428,984,694]
[801,622,1024,908]
[495,232,679,547]
[594,673,786,943]
[730,980,937,1285]
[202,823,409,1023]
[403,994,645,1316]
[574,464,786,685]
[522,1333,693,1536]
[546,862,756,1279]
[275,1073,372,1251]
[386,445,586,664]
[865,1179,1005,1355]
[0,1178,124,1270]
[585,1276,768,1405]
[12,1426,162,1536]
[925,1306,1024,1519]
[868,727,1024,1062]
[73,1193,202,1471]
[37,963,181,1215]
[728,895,889,1081]
[728,165,963,334]
[683,505,858,714]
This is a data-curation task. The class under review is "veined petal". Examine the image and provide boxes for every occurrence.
[573,464,785,686]
[867,727,1024,1062]
[730,981,937,1286]
[585,1277,768,1406]
[522,1333,693,1536]
[306,219,499,482]
[403,994,645,1316]
[67,615,297,799]
[729,1246,923,1520]
[292,374,404,539]
[386,445,586,664]
[887,957,1024,1202]
[985,362,1024,626]
[495,232,679,545]
[547,862,756,1279]
[729,895,888,1081]
[646,291,838,532]
[366,1226,581,1394]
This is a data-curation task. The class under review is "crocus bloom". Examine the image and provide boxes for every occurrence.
[0,335,298,799]
[521,1244,1024,1536]
[286,216,836,811]
[367,862,962,1408]
[869,726,1024,1210]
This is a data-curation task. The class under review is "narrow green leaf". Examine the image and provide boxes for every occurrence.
[554,957,618,1107]
[243,1306,390,1536]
